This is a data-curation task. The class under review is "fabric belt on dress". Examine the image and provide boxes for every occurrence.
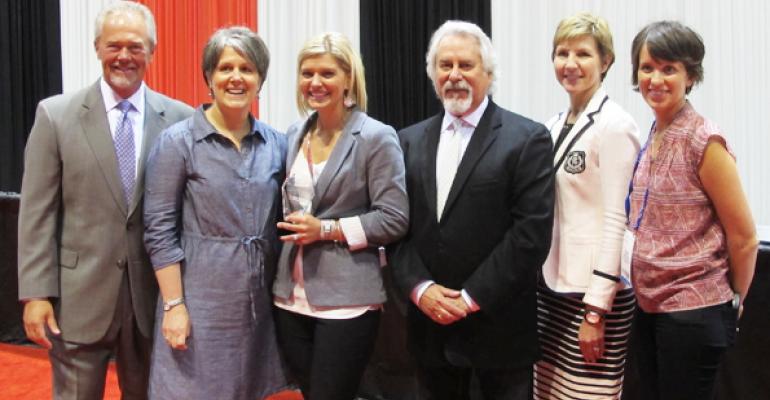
[181,232,269,321]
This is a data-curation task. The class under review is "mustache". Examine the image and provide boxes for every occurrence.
[442,80,471,92]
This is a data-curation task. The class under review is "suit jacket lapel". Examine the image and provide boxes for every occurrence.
[553,88,609,170]
[551,88,607,165]
[286,115,313,177]
[420,114,443,222]
[130,88,167,216]
[79,82,128,215]
[311,111,365,212]
[441,100,500,221]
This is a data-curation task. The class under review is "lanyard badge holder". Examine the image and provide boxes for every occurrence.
[621,123,656,288]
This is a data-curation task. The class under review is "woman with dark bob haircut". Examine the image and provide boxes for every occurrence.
[144,27,287,399]
[626,21,757,400]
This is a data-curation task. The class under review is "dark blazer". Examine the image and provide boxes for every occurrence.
[392,99,555,368]
[17,81,193,343]
[273,110,409,307]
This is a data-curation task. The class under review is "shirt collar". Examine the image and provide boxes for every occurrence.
[441,95,489,131]
[100,78,145,114]
[191,104,266,143]
[666,100,695,132]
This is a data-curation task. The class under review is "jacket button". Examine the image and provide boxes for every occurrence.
[116,259,125,268]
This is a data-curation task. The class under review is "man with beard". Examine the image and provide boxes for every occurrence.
[17,2,192,398]
[392,20,554,399]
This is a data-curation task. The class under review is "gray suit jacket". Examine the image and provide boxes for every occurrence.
[17,81,193,343]
[272,110,409,307]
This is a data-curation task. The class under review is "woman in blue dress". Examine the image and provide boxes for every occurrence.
[143,27,287,399]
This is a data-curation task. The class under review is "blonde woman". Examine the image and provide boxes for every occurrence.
[272,32,408,400]
[535,13,640,399]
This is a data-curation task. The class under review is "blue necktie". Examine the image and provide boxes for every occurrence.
[114,100,136,205]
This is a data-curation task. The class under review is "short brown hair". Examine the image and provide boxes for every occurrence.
[631,21,705,94]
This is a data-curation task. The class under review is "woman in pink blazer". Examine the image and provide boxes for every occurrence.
[534,13,640,399]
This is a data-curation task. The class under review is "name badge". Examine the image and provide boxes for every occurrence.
[620,229,635,287]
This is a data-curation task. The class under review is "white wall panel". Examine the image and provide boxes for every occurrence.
[60,0,112,93]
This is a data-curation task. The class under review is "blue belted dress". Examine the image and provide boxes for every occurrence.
[144,106,287,400]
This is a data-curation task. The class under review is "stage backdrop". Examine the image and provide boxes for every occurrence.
[0,0,62,193]
[139,0,258,115]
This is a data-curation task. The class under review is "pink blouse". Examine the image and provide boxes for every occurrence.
[629,102,734,313]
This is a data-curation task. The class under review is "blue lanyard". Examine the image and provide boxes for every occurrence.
[625,123,657,231]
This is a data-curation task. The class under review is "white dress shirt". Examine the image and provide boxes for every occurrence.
[413,96,490,311]
[100,78,146,177]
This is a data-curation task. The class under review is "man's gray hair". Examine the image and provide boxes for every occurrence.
[95,1,157,51]
[425,20,498,95]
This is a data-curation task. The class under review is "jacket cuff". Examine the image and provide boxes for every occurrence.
[461,289,481,311]
[339,216,368,251]
[411,280,434,306]
[582,269,619,311]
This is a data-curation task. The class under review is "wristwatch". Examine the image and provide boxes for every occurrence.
[321,220,334,240]
[163,297,185,312]
[584,310,605,325]
[732,292,741,310]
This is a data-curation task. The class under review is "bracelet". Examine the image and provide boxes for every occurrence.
[334,220,342,243]
[163,297,185,312]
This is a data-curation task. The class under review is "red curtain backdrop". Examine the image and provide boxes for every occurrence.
[138,0,258,116]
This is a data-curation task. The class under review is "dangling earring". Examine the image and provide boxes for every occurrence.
[343,89,355,108]
[208,86,214,98]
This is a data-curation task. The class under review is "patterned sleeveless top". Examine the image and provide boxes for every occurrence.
[628,102,734,313]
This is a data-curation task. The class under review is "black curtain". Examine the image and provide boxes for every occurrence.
[0,193,24,343]
[0,0,62,192]
[360,0,491,131]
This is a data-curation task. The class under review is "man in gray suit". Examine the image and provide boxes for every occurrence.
[17,2,192,399]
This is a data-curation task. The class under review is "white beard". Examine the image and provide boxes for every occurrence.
[440,80,473,116]
[442,95,472,116]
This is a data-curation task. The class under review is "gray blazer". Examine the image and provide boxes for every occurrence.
[17,81,193,343]
[272,110,409,307]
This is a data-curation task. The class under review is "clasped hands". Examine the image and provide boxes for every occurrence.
[418,284,472,325]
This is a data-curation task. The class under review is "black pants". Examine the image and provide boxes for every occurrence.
[416,362,532,400]
[630,301,737,400]
[274,307,380,400]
